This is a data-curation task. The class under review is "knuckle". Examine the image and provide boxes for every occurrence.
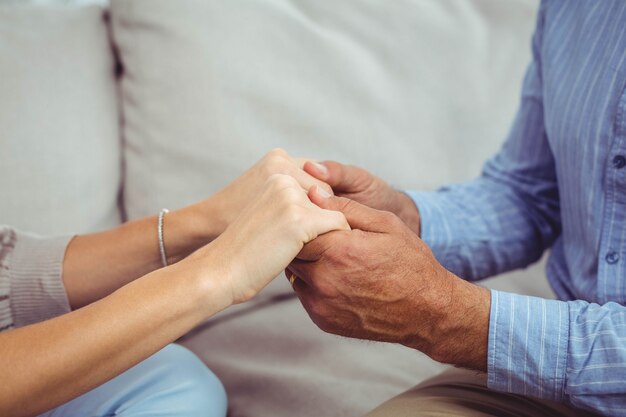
[306,302,329,329]
[268,147,288,158]
[316,282,338,298]
[263,159,283,175]
[328,211,346,229]
[262,149,290,173]
[281,186,304,204]
[314,315,335,334]
[381,211,398,225]
[282,203,306,226]
[264,174,281,190]
[338,197,357,212]
[267,173,293,189]
[389,214,407,230]
[314,319,329,333]
[285,205,303,223]
[332,238,363,266]
[370,211,399,231]
[308,299,324,317]
[341,244,361,264]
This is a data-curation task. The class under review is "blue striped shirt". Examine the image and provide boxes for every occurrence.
[408,1,626,415]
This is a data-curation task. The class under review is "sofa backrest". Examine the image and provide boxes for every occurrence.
[0,0,542,260]
[110,0,539,220]
[0,4,121,235]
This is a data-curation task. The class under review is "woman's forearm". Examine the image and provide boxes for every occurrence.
[61,150,333,310]
[1,170,347,417]
[62,199,224,309]
[0,259,230,417]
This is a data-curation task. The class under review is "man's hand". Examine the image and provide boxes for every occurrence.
[287,187,491,371]
[304,160,421,235]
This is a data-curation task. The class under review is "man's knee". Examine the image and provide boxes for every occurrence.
[365,369,593,417]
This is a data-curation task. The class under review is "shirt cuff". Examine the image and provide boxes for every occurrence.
[9,232,73,328]
[488,289,569,402]
[405,190,454,259]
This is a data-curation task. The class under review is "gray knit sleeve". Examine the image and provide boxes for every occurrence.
[0,226,73,331]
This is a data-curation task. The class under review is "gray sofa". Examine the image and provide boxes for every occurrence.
[0,1,549,416]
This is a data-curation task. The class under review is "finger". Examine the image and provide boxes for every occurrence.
[284,265,311,286]
[300,187,350,234]
[292,276,309,297]
[290,164,334,196]
[303,160,362,192]
[309,186,394,233]
[286,260,315,286]
[302,207,350,247]
[302,160,329,181]
[293,157,314,170]
[293,231,336,262]
[285,267,295,284]
[269,153,333,196]
[285,266,312,296]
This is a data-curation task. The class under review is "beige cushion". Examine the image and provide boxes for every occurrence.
[0,5,121,235]
[112,0,538,217]
[111,1,542,416]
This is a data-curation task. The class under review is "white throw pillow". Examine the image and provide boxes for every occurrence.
[0,5,121,235]
[111,0,538,220]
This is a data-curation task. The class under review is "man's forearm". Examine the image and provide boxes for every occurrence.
[405,274,491,372]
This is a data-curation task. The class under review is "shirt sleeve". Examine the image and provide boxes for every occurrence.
[0,226,73,330]
[489,289,626,416]
[408,0,560,282]
[409,2,626,414]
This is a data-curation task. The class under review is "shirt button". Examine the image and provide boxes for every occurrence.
[606,251,620,264]
[613,155,626,169]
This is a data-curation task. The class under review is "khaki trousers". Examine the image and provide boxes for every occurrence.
[365,369,598,417]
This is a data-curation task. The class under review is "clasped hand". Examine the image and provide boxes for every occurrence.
[186,152,489,371]
[286,161,491,371]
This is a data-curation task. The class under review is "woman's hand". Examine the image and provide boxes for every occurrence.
[187,174,349,305]
[62,148,333,310]
[10,152,340,416]
[143,148,335,266]
[186,148,335,241]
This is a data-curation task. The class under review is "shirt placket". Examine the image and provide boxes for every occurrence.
[597,83,626,304]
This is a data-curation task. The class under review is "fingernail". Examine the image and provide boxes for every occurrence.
[316,185,331,199]
[312,162,329,176]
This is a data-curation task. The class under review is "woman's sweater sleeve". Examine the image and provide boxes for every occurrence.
[0,226,73,331]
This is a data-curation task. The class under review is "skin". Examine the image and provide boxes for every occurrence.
[290,162,491,371]
[303,160,421,235]
[0,150,347,417]
[64,148,334,309]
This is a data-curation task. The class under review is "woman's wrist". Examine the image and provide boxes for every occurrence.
[163,196,226,264]
[164,252,235,317]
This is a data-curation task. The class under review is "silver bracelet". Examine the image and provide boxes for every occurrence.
[158,208,170,268]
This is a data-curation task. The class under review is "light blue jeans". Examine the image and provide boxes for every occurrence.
[39,344,227,417]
